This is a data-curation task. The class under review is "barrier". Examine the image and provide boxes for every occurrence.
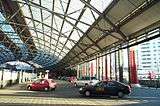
[139,80,160,88]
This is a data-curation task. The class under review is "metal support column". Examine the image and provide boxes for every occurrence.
[98,57,100,80]
[127,47,131,84]
[96,57,97,79]
[119,49,123,82]
[110,53,112,80]
[102,56,104,80]
[115,51,117,81]
[105,55,108,81]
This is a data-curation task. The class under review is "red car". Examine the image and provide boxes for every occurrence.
[27,79,57,91]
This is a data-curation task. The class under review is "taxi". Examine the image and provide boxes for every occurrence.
[79,81,131,98]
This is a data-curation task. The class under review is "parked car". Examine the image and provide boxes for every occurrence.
[68,76,77,83]
[74,76,99,87]
[79,81,131,98]
[27,79,57,91]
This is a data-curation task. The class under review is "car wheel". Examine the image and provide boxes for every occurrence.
[85,83,88,87]
[85,91,91,97]
[27,86,32,90]
[118,91,124,98]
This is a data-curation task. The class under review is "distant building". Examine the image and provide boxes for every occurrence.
[137,37,160,75]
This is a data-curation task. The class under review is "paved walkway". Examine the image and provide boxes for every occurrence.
[0,80,160,106]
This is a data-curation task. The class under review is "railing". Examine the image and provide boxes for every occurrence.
[139,80,160,88]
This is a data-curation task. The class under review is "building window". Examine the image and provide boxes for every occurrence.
[142,58,146,60]
[147,58,151,60]
[141,50,150,52]
[142,62,151,64]
[143,66,151,68]
[141,47,149,49]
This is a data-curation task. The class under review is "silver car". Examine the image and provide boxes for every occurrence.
[74,76,99,87]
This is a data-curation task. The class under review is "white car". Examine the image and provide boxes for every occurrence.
[74,76,99,87]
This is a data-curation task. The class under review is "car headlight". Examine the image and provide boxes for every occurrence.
[79,87,83,91]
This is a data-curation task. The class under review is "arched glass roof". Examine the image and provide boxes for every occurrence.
[0,44,15,64]
[16,0,112,59]
[0,0,112,68]
[0,0,160,69]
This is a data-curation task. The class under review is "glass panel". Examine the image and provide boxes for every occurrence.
[56,49,61,54]
[57,42,63,48]
[45,36,50,43]
[77,22,90,32]
[54,16,63,31]
[55,52,59,57]
[31,6,41,21]
[80,8,95,25]
[54,0,65,14]
[51,39,57,45]
[44,25,51,34]
[62,21,73,36]
[62,48,69,54]
[67,0,84,18]
[32,0,39,4]
[42,10,51,22]
[41,0,53,10]
[66,41,74,49]
[59,37,67,43]
[51,34,59,40]
[90,0,113,13]
[37,32,43,38]
[21,4,31,18]
[70,30,80,41]
[43,14,52,27]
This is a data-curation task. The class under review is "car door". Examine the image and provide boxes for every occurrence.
[40,79,49,90]
[33,79,41,90]
[104,82,118,96]
[93,82,105,95]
